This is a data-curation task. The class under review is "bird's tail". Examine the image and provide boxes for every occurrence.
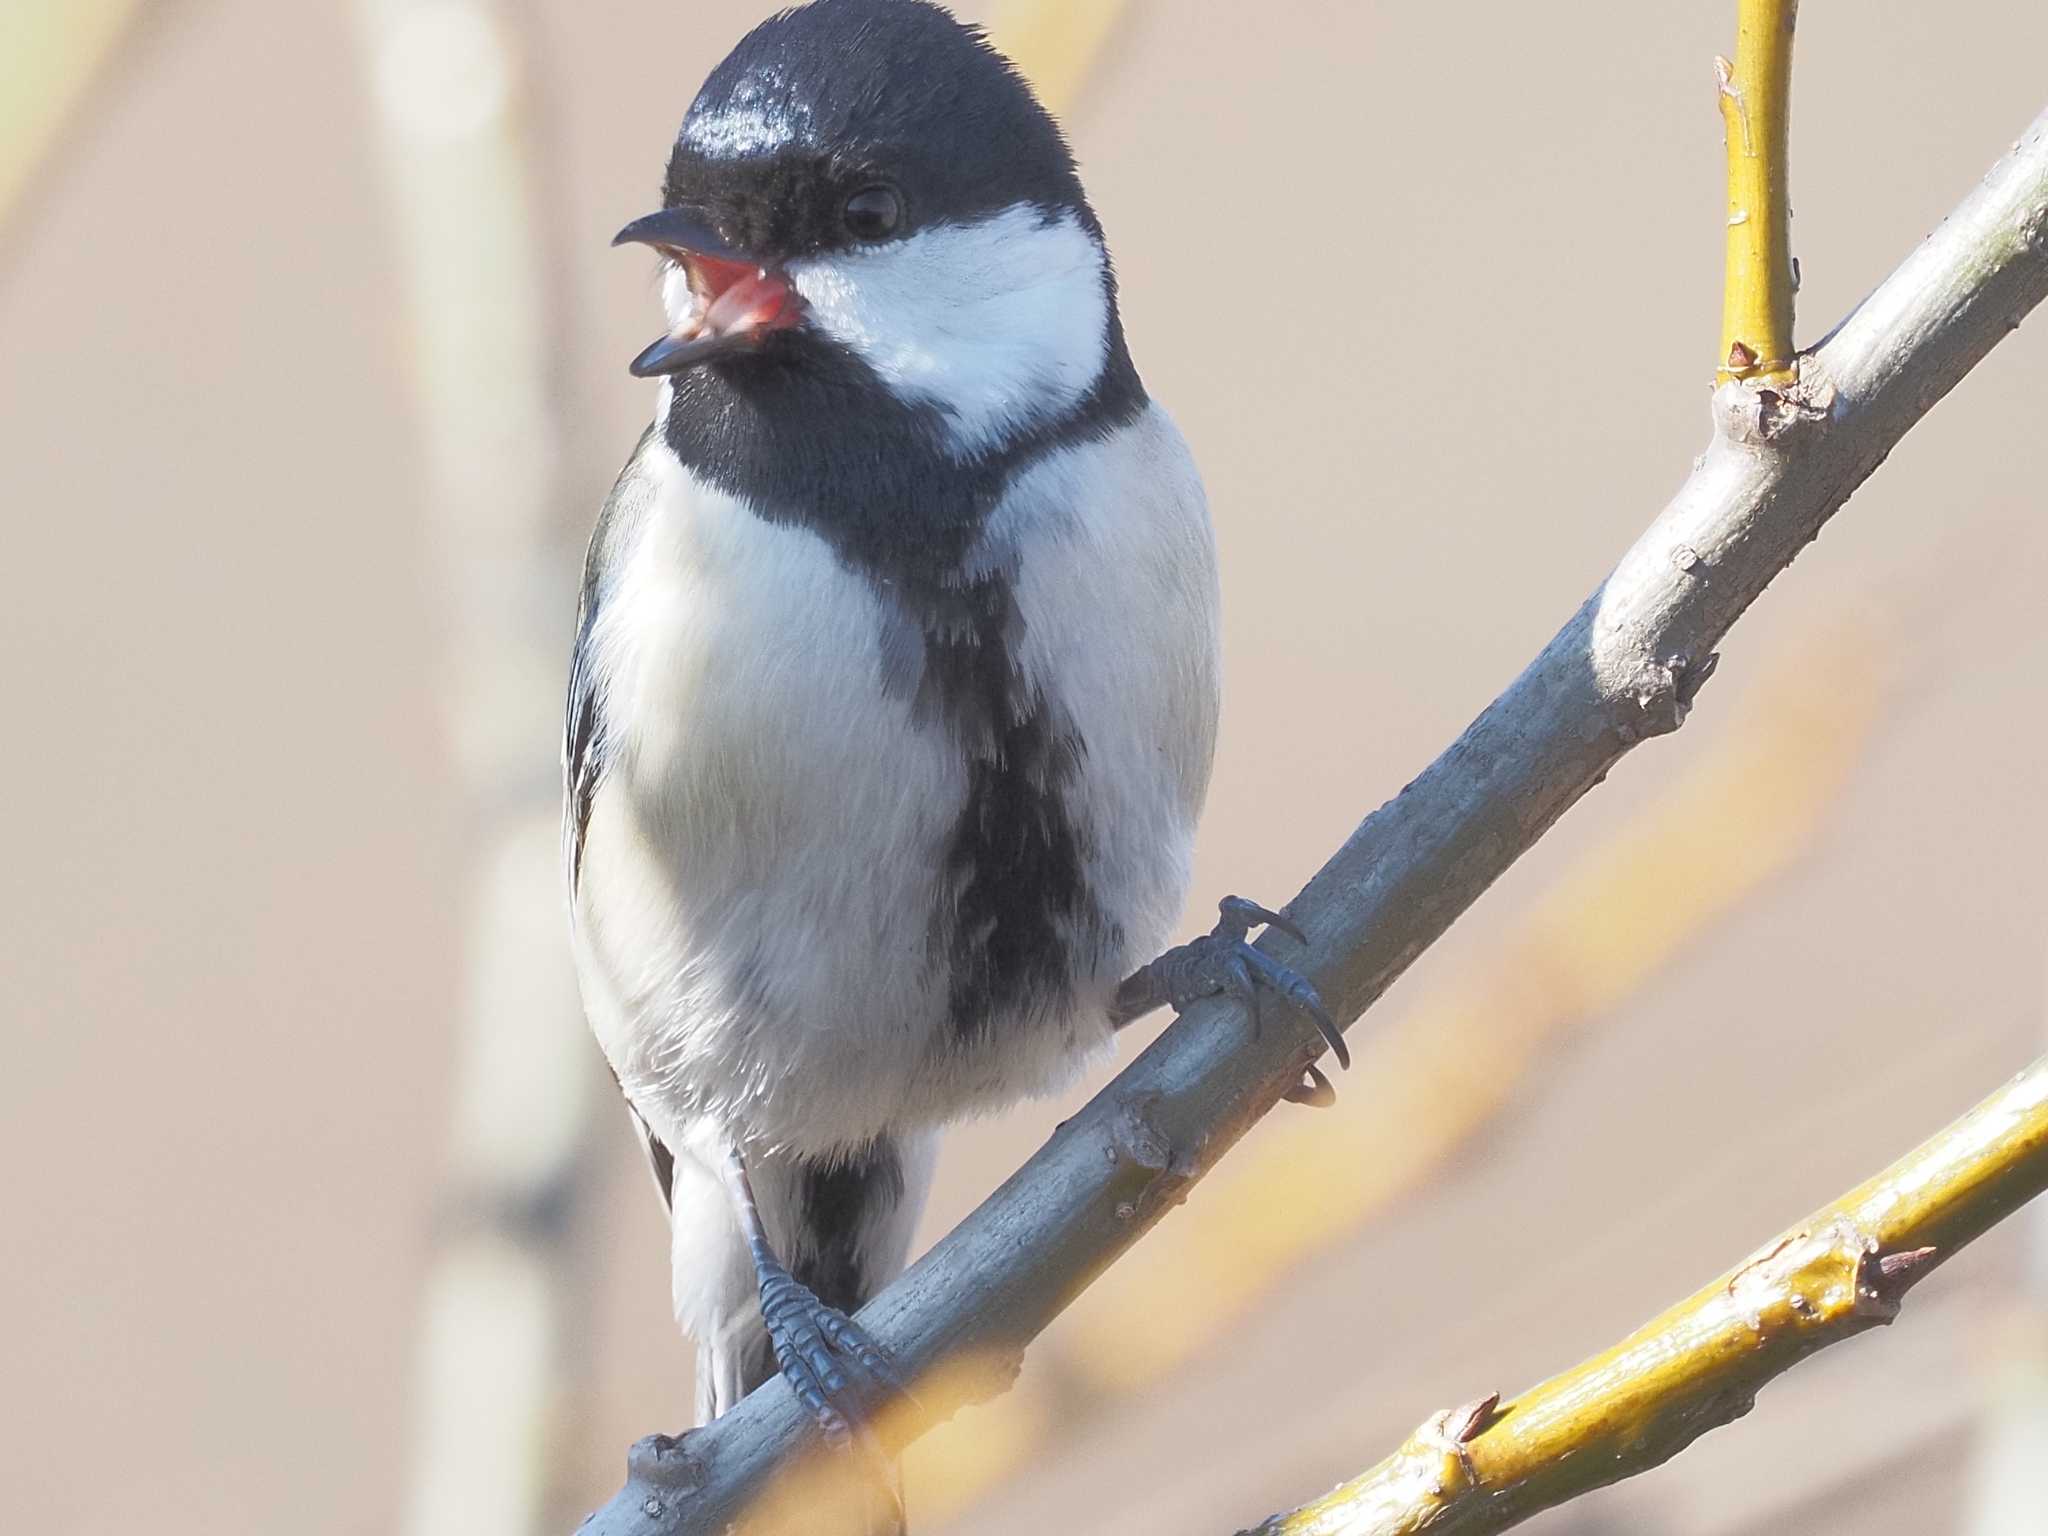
[671,1129,937,1534]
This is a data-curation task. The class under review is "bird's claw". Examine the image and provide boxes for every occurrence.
[1218,894,1307,947]
[1284,1063,1337,1108]
[1152,896,1348,1071]
[758,1260,910,1445]
[1235,944,1344,1064]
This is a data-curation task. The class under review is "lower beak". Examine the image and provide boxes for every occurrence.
[612,208,803,378]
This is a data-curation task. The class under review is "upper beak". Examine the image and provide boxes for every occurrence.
[611,207,745,262]
[612,208,803,378]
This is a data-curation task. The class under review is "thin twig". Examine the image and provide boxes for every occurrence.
[1718,0,1800,381]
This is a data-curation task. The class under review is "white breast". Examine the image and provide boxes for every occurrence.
[572,410,1219,1158]
[572,445,967,1153]
[977,403,1222,986]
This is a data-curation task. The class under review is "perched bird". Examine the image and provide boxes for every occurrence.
[566,0,1340,1468]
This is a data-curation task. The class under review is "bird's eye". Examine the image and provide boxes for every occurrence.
[842,185,902,241]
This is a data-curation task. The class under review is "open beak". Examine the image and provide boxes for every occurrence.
[612,207,804,377]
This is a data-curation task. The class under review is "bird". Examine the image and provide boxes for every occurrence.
[565,0,1343,1479]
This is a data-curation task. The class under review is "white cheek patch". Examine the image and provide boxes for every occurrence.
[787,205,1112,456]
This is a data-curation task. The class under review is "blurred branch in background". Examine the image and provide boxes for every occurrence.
[1243,1056,2048,1536]
[991,0,1135,118]
[0,0,144,243]
[903,611,1889,1527]
[0,0,143,237]
[356,3,598,1534]
[581,66,2048,1536]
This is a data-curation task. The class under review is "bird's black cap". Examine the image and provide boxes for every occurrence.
[660,0,1092,262]
[630,0,1147,521]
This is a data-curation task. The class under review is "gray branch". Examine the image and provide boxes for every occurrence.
[580,106,2048,1536]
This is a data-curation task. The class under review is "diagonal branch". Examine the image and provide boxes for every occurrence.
[579,105,2048,1536]
[1239,1055,2048,1536]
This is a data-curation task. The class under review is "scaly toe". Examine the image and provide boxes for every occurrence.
[821,1310,908,1395]
[759,1270,904,1443]
[1237,945,1346,1069]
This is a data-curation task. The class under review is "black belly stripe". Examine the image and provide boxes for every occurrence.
[922,565,1091,1037]
[656,307,1148,1042]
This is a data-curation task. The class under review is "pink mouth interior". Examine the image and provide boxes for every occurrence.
[683,253,801,342]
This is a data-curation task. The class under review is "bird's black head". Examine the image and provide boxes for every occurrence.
[614,0,1137,461]
[666,0,1089,256]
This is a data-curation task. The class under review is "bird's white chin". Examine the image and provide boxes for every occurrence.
[786,204,1113,456]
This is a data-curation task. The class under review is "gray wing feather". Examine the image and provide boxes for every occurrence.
[564,425,659,889]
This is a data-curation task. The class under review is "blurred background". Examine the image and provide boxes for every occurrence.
[4,2,2045,1532]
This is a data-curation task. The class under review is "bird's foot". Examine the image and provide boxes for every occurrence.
[757,1258,907,1445]
[1131,896,1348,1083]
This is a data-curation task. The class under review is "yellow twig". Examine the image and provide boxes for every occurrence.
[1245,1057,2048,1536]
[1716,0,1798,383]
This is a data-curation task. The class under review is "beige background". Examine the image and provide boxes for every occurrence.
[3,3,2045,1533]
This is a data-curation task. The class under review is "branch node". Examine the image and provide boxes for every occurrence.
[1449,1391,1502,1445]
[626,1432,706,1490]
[1674,650,1720,709]
[1414,1396,1495,1495]
[1859,1244,1941,1317]
[1877,1244,1939,1281]
[1622,650,1718,740]
[1712,56,1750,155]
[1714,370,1826,448]
[1111,1094,1198,1219]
